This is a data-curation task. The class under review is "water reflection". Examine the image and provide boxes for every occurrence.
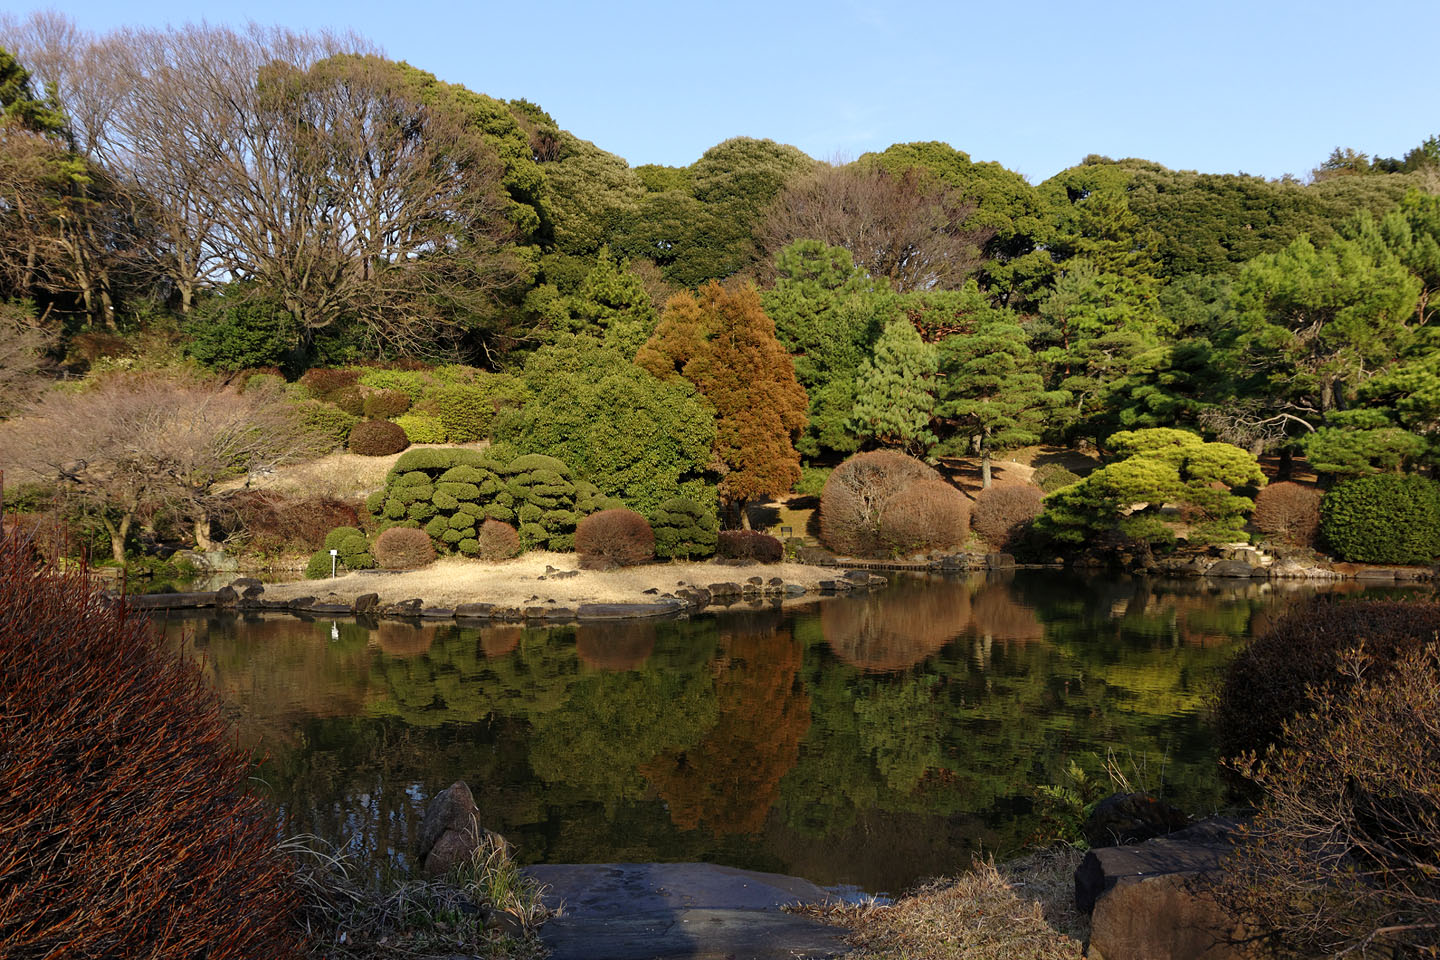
[161,571,1424,894]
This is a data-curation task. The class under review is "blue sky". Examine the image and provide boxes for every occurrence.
[22,0,1440,182]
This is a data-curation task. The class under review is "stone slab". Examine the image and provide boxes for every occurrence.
[538,909,848,960]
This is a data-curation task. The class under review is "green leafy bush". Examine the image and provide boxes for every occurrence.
[1032,462,1081,493]
[305,549,337,579]
[417,375,526,442]
[362,390,411,419]
[296,403,359,450]
[717,530,783,563]
[502,454,579,551]
[348,420,409,456]
[186,288,297,372]
[795,466,832,497]
[575,509,654,569]
[1320,474,1440,563]
[329,386,365,416]
[357,368,433,401]
[651,497,719,560]
[373,527,436,569]
[323,526,363,551]
[394,413,447,444]
[241,372,287,395]
[335,533,375,570]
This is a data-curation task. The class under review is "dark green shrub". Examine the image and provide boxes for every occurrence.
[1033,462,1081,493]
[348,419,409,456]
[575,509,654,569]
[0,533,301,957]
[241,372,287,395]
[298,367,360,396]
[362,389,411,419]
[475,520,521,560]
[186,288,297,372]
[305,549,337,579]
[796,466,831,497]
[297,402,359,450]
[717,530,783,563]
[502,454,578,551]
[373,527,436,569]
[1320,474,1440,563]
[336,533,374,570]
[323,526,363,551]
[651,497,719,559]
[575,481,627,516]
[1215,598,1440,759]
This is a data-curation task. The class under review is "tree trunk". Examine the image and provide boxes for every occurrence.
[194,512,215,551]
[981,449,992,489]
[1278,446,1294,481]
[101,512,133,566]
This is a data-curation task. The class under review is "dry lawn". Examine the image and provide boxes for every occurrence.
[822,848,1087,960]
[216,442,490,500]
[262,553,835,608]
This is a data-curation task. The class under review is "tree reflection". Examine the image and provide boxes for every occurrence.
[821,579,970,672]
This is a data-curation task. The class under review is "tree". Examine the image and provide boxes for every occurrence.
[2,377,329,562]
[850,315,938,456]
[1299,409,1430,478]
[0,300,54,416]
[536,247,658,353]
[937,298,1068,486]
[637,282,808,523]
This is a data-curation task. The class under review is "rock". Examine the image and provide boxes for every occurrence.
[307,603,352,615]
[767,576,784,586]
[390,598,423,616]
[417,781,509,877]
[784,583,807,597]
[454,602,493,618]
[229,577,262,592]
[1224,546,1263,565]
[841,569,870,582]
[420,607,455,619]
[793,544,835,565]
[1084,792,1190,850]
[746,576,764,585]
[576,600,685,620]
[213,585,239,606]
[551,569,579,580]
[1204,560,1253,579]
[353,592,380,614]
[1354,566,1399,581]
[985,552,1016,569]
[642,588,658,595]
[241,585,264,600]
[286,596,316,610]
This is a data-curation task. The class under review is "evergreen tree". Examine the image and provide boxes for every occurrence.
[850,315,938,456]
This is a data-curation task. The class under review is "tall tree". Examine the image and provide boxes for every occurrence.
[850,315,938,456]
[637,282,808,524]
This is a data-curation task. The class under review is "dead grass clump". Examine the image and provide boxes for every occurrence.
[373,527,436,569]
[475,520,521,561]
[829,855,1084,960]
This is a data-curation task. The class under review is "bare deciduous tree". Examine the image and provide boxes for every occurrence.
[759,163,994,291]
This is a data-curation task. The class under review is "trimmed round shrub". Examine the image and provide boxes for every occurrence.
[373,527,436,569]
[1320,474,1440,564]
[717,530,783,563]
[819,450,943,557]
[323,526,364,551]
[348,419,410,456]
[1216,598,1440,759]
[0,535,302,957]
[972,483,1045,550]
[1252,481,1323,548]
[651,497,720,560]
[304,548,337,579]
[394,413,446,444]
[297,402,359,450]
[475,519,521,560]
[363,389,412,419]
[298,367,360,396]
[877,478,970,556]
[575,509,655,569]
[1033,462,1081,493]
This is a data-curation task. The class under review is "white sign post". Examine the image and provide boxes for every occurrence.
[329,548,339,578]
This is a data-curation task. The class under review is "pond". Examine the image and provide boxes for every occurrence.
[156,570,1423,896]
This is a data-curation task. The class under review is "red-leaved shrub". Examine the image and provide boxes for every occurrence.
[298,367,359,395]
[373,526,436,569]
[362,389,411,419]
[1252,481,1323,548]
[329,386,365,416]
[877,477,970,555]
[971,483,1045,550]
[347,419,409,456]
[475,519,521,560]
[575,508,655,569]
[717,529,784,563]
[218,491,360,552]
[0,532,301,957]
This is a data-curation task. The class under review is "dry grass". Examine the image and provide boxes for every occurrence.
[217,442,490,500]
[819,850,1086,960]
[263,553,834,608]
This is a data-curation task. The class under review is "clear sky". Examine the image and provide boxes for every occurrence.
[17,0,1440,183]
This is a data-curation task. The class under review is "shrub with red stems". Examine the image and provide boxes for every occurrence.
[372,526,436,569]
[575,508,655,569]
[716,529,784,563]
[1251,480,1322,548]
[971,483,1045,550]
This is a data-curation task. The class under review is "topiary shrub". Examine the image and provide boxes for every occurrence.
[348,419,410,457]
[820,450,959,557]
[651,497,719,560]
[876,477,970,556]
[0,533,301,957]
[336,532,375,570]
[575,509,655,569]
[394,413,447,445]
[362,389,411,419]
[305,548,337,579]
[717,530,783,563]
[474,519,521,560]
[298,367,360,397]
[502,454,578,551]
[373,526,436,569]
[1032,462,1081,493]
[323,526,364,551]
[297,402,359,450]
[1320,474,1440,564]
[972,483,1045,551]
[1252,481,1323,549]
[417,384,490,443]
[1215,598,1440,760]
[356,368,433,401]
[575,480,627,517]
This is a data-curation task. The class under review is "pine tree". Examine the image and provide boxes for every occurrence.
[638,282,808,524]
[849,315,938,456]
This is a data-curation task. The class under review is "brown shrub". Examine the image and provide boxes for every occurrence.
[347,419,409,456]
[876,478,970,556]
[971,483,1045,550]
[372,526,436,569]
[362,389,411,419]
[717,530,784,563]
[329,385,365,416]
[1215,598,1440,759]
[474,520,521,561]
[575,509,655,569]
[1252,480,1322,548]
[0,532,301,957]
[821,579,970,671]
[220,491,359,552]
[298,367,359,395]
[820,450,937,557]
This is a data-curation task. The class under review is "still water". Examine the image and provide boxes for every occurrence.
[157,570,1419,895]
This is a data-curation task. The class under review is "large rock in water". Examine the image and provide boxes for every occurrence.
[1079,818,1260,960]
[1084,792,1190,849]
[417,781,509,877]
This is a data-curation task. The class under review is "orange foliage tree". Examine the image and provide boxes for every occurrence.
[637,281,808,524]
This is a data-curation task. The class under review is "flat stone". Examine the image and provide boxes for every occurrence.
[1354,567,1399,581]
[707,582,742,596]
[1204,560,1253,579]
[353,592,380,614]
[286,596,317,609]
[577,601,685,620]
[538,909,849,960]
[525,862,835,918]
[1089,872,1258,960]
[125,591,217,610]
[1076,832,1235,915]
[229,577,263,591]
[307,603,352,615]
[985,553,1016,569]
[455,602,494,618]
[420,607,455,619]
